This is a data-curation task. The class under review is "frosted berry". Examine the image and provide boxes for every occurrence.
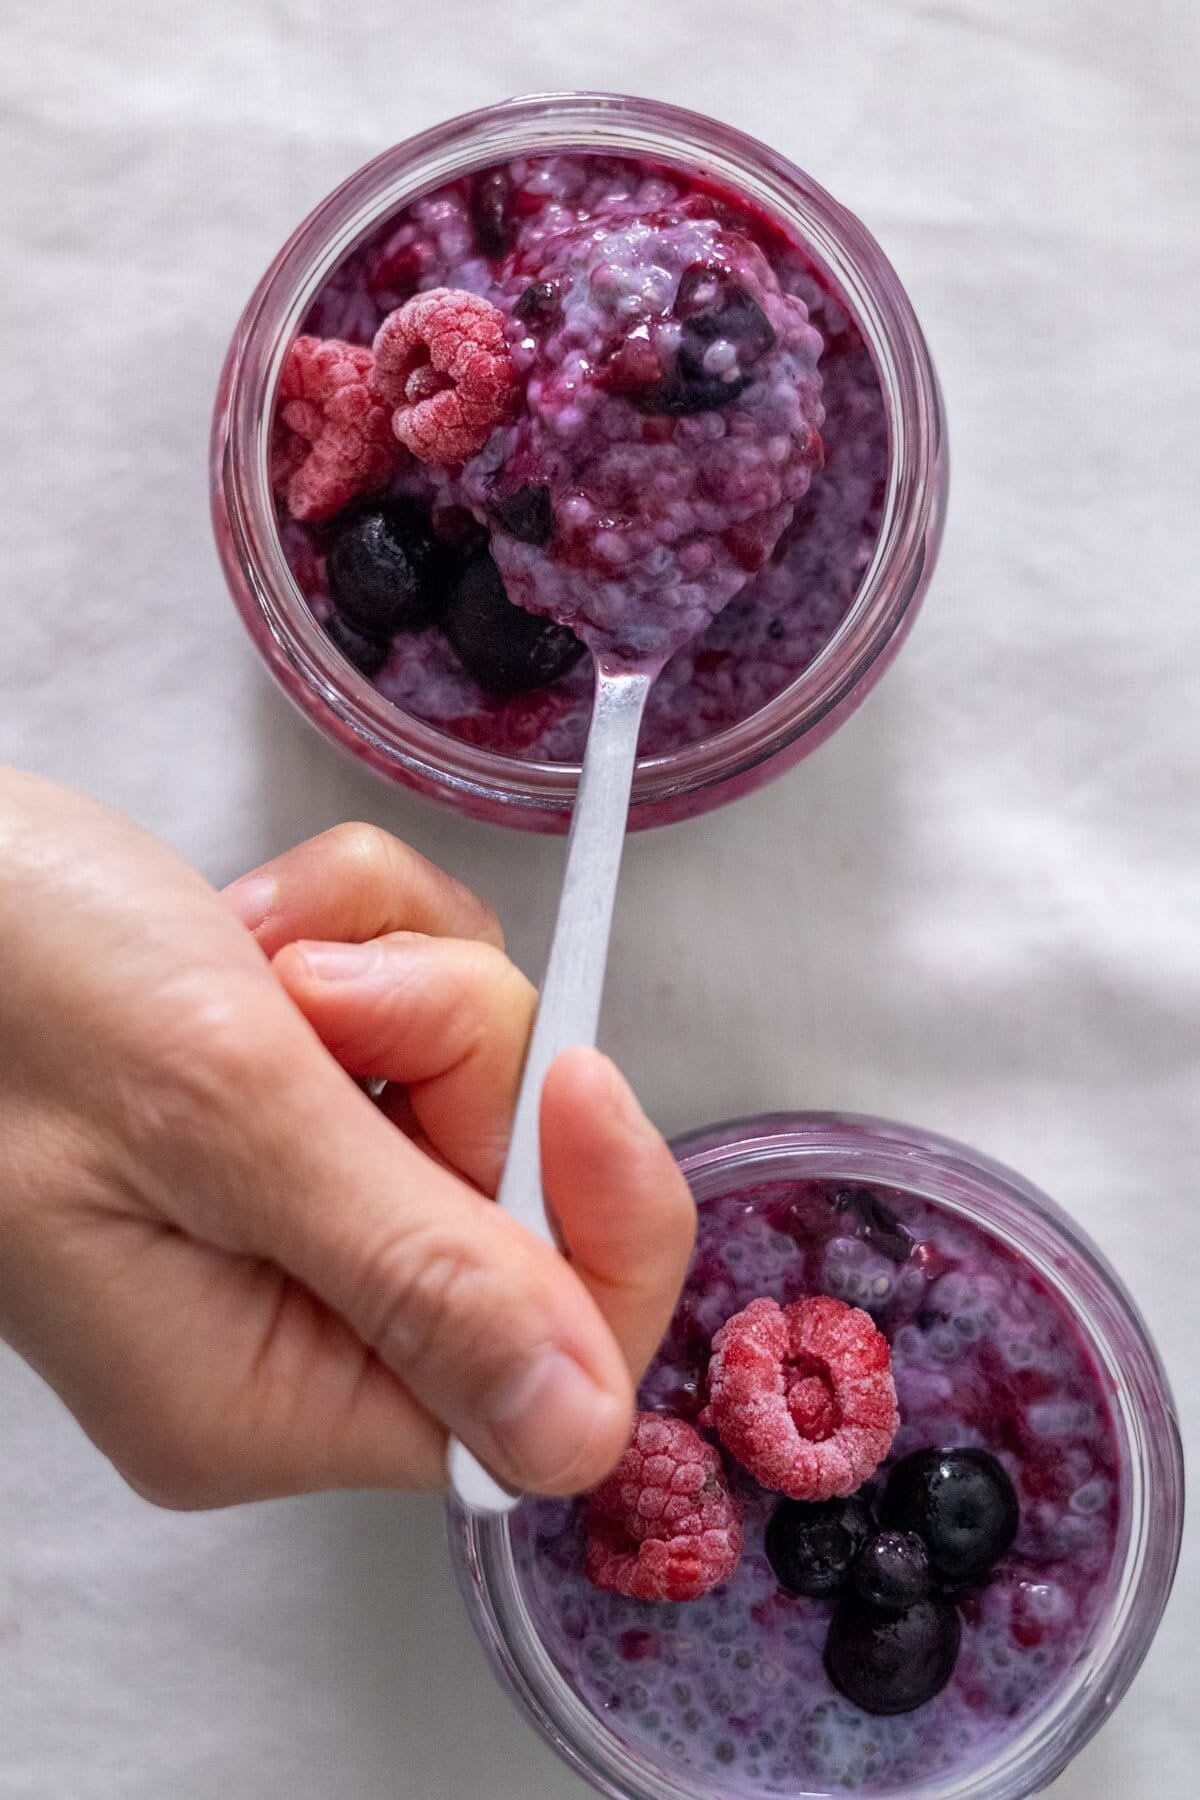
[702,1296,899,1501]
[825,1596,961,1716]
[584,1413,744,1603]
[443,552,584,693]
[273,336,401,522]
[372,289,519,466]
[327,502,445,633]
[881,1449,1019,1586]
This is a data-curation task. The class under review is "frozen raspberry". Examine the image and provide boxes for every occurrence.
[269,417,306,494]
[788,1372,840,1441]
[371,289,519,467]
[584,1414,743,1603]
[702,1296,899,1502]
[272,336,401,522]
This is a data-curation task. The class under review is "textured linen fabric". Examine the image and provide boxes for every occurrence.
[0,1,1196,1794]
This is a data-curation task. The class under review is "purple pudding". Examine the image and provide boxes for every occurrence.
[273,151,884,761]
[214,97,946,826]
[452,1116,1182,1800]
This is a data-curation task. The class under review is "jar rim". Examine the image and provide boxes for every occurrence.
[212,92,946,818]
[447,1110,1183,1800]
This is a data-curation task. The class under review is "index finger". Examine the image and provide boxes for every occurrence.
[220,822,502,956]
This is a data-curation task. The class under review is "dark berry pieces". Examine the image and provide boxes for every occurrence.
[488,482,554,546]
[442,551,585,694]
[599,326,665,399]
[323,611,390,677]
[765,1495,874,1599]
[675,263,776,366]
[825,1596,961,1716]
[640,264,776,415]
[881,1449,1019,1586]
[470,169,513,257]
[852,1531,931,1614]
[514,280,560,326]
[431,505,490,570]
[327,503,445,634]
[640,365,746,417]
[833,1187,914,1265]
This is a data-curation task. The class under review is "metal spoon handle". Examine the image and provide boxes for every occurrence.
[448,665,654,1515]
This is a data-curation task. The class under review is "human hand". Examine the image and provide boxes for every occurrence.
[0,769,695,1507]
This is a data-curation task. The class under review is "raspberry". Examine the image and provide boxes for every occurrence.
[372,289,518,467]
[702,1296,899,1502]
[273,336,401,522]
[269,415,306,495]
[584,1414,743,1603]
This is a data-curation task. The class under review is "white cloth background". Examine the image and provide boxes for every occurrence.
[1,1,1197,1794]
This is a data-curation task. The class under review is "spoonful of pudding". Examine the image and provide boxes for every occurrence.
[359,190,825,1512]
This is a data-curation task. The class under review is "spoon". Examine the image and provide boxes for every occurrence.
[448,655,662,1514]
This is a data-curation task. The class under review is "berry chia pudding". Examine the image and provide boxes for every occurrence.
[213,97,946,825]
[273,151,870,759]
[451,1115,1182,1800]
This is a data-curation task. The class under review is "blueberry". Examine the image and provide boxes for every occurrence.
[852,1531,931,1614]
[824,1596,961,1716]
[641,264,776,415]
[642,371,745,416]
[470,169,513,257]
[832,1187,914,1265]
[675,263,776,368]
[323,611,389,677]
[327,503,445,634]
[488,483,554,546]
[514,281,560,326]
[430,506,491,574]
[765,1495,874,1599]
[442,551,585,693]
[881,1449,1019,1585]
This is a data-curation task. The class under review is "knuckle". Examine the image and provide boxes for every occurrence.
[468,942,538,1027]
[466,938,529,997]
[326,820,394,890]
[438,942,533,1053]
[356,1226,508,1384]
[318,822,502,947]
[140,980,277,1122]
[112,974,293,1216]
[464,890,505,949]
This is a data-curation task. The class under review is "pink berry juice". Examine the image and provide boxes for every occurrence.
[213,97,946,827]
[450,1116,1182,1800]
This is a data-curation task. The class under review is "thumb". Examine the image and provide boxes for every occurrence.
[215,1040,634,1495]
[540,1048,697,1386]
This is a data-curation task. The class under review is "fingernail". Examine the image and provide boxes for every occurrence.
[484,1347,618,1489]
[221,874,276,932]
[295,939,382,983]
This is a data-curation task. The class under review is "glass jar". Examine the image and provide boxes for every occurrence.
[447,1112,1183,1799]
[211,93,947,831]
